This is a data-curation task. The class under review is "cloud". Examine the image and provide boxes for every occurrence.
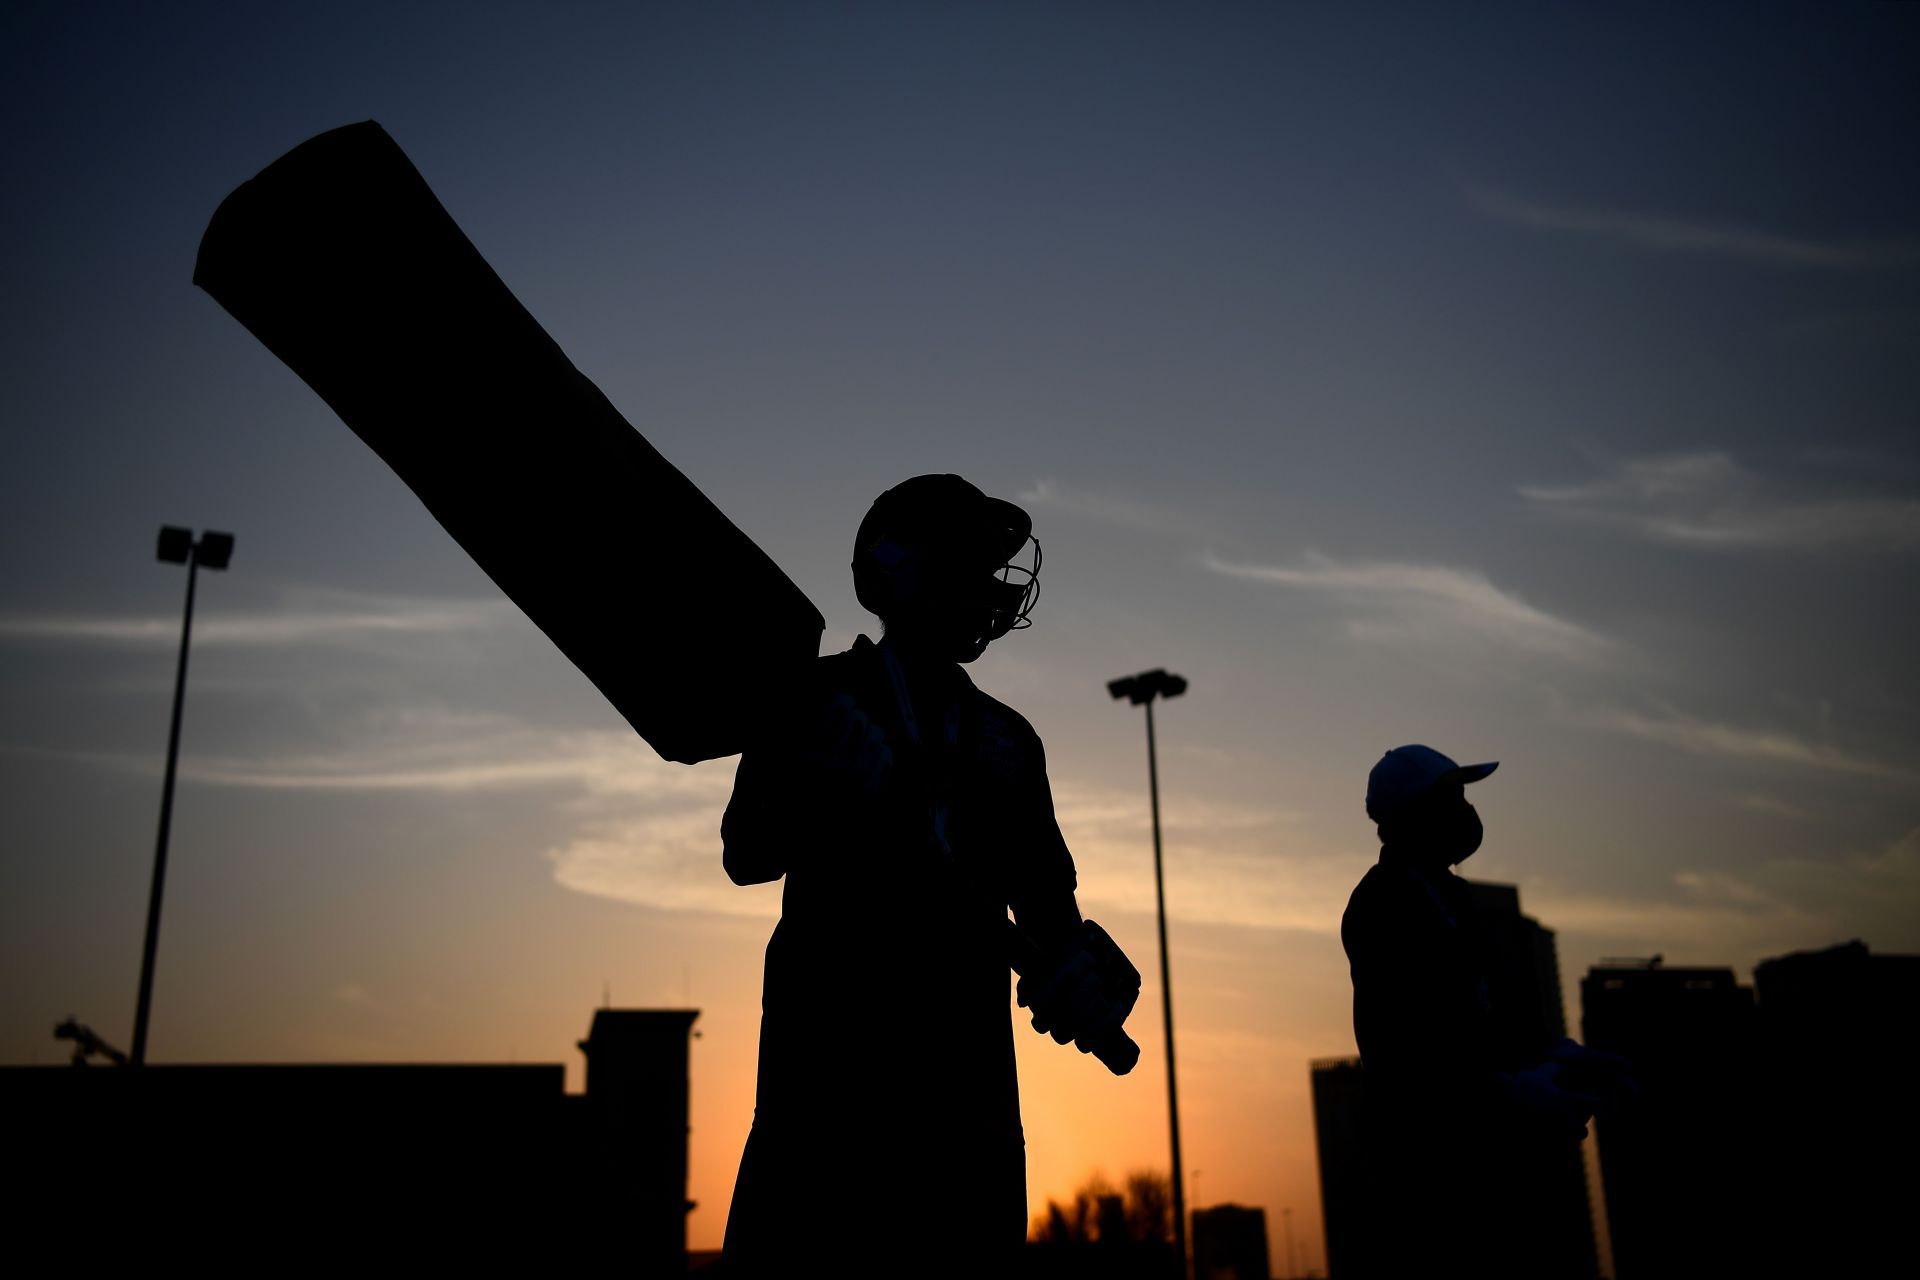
[1520,452,1920,551]
[1046,777,1353,934]
[1019,479,1196,538]
[1203,552,1609,662]
[1529,879,1829,967]
[1465,184,1920,269]
[1734,793,1816,821]
[537,750,1330,931]
[1562,701,1913,783]
[172,710,765,914]
[545,808,780,920]
[176,715,716,795]
[546,765,1331,931]
[197,707,776,919]
[0,590,519,648]
[33,704,759,919]
[35,697,1338,931]
[1531,826,1920,963]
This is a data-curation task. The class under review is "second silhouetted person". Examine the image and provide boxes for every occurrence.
[1343,744,1623,1279]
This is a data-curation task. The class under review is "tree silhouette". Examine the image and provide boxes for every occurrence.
[1121,1170,1172,1244]
[1031,1169,1172,1245]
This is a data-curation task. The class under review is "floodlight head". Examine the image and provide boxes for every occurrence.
[158,526,192,564]
[1108,668,1189,706]
[196,531,235,570]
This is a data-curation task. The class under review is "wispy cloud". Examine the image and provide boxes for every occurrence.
[1203,553,1609,662]
[1048,778,1346,933]
[1531,825,1920,962]
[29,707,760,918]
[35,701,1335,931]
[544,804,778,920]
[547,770,1325,930]
[0,590,518,648]
[1465,184,1920,269]
[223,713,760,919]
[39,709,733,799]
[1563,700,1913,783]
[1019,479,1197,538]
[1520,452,1920,551]
[1734,793,1816,822]
[176,715,709,795]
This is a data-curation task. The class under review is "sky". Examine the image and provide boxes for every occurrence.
[4,2,1917,1269]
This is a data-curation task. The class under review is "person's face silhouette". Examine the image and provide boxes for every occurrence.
[883,552,1001,663]
[1384,781,1484,867]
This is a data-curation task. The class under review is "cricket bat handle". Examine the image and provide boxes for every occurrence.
[1004,919,1141,1076]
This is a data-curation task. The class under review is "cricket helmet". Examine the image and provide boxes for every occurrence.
[852,474,1041,654]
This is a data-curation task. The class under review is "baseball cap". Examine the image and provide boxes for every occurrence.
[1365,744,1498,824]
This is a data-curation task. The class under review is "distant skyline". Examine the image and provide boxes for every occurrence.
[4,4,1917,1268]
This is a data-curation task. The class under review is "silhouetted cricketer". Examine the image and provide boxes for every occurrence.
[1343,745,1627,1279]
[188,127,1141,1271]
[720,475,1142,1276]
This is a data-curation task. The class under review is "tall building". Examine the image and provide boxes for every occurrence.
[1192,1203,1270,1280]
[1312,880,1598,1279]
[1310,1056,1372,1280]
[1581,960,1760,1279]
[1468,882,1599,1278]
[577,1008,702,1269]
[2,1007,698,1273]
[1751,940,1919,1277]
[1467,882,1568,1052]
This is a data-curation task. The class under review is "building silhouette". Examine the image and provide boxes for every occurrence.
[3,1007,697,1273]
[1309,1056,1372,1279]
[1581,960,1760,1279]
[1468,882,1599,1278]
[1468,883,1569,1061]
[1752,940,1917,1277]
[1311,881,1598,1279]
[1191,1203,1270,1280]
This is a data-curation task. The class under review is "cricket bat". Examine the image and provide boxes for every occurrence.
[194,121,822,764]
[196,123,1140,1074]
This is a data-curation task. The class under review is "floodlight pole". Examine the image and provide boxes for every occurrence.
[1109,668,1189,1279]
[132,529,229,1066]
[1145,695,1187,1278]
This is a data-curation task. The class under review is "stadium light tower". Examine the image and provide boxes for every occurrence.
[1107,667,1189,1277]
[131,526,234,1066]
